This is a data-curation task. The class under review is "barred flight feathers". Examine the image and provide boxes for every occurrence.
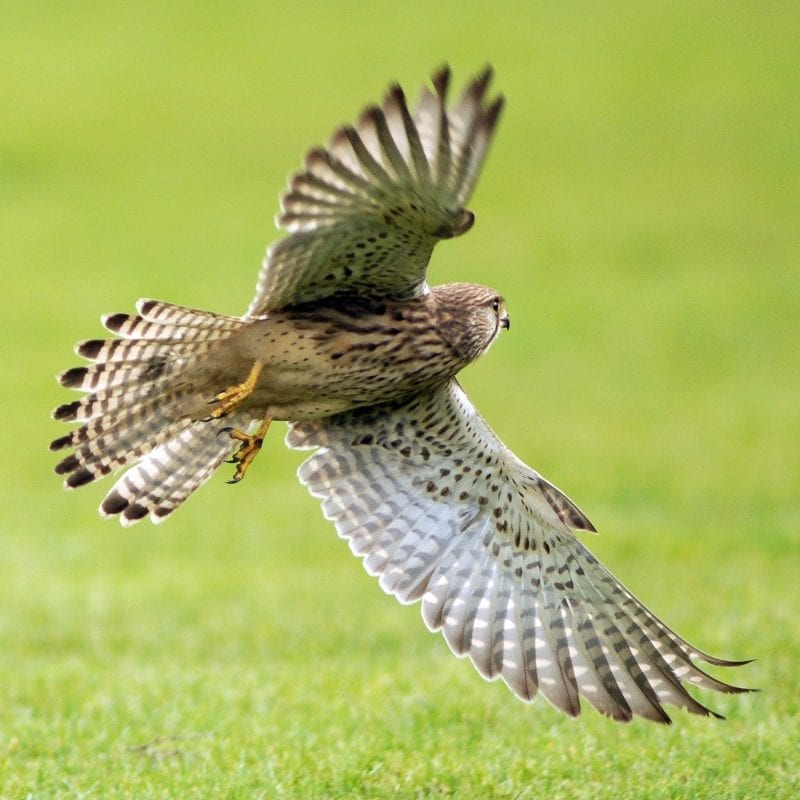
[51,66,751,720]
[288,380,751,722]
[99,410,256,526]
[51,301,255,524]
[246,66,503,315]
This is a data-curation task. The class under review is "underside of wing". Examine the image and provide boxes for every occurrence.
[247,66,504,315]
[287,381,751,722]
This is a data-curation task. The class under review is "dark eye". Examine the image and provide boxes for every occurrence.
[491,298,500,313]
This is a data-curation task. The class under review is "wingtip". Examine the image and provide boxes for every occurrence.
[468,64,494,98]
[386,82,406,106]
[697,652,757,669]
[485,95,505,131]
[304,146,330,170]
[431,64,452,98]
[721,682,759,696]
[359,105,383,129]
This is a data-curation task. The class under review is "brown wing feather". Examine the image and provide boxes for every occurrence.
[246,67,504,315]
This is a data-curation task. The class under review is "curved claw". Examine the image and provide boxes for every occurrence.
[220,414,272,485]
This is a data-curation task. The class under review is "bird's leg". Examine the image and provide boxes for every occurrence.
[208,361,263,419]
[223,413,272,484]
[208,360,270,482]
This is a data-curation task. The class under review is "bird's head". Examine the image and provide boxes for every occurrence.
[432,282,509,362]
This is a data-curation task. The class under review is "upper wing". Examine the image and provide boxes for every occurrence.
[287,380,751,722]
[246,66,504,316]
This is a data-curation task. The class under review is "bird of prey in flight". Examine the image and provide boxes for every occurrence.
[52,66,751,722]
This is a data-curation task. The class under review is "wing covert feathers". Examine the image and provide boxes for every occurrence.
[288,380,751,722]
[247,66,504,315]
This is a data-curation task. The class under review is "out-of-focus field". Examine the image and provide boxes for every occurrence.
[1,3,798,797]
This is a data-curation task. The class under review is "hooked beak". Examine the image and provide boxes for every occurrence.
[500,314,510,330]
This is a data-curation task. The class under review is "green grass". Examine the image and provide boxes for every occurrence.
[2,2,799,797]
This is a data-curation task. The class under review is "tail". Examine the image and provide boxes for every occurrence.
[51,299,258,526]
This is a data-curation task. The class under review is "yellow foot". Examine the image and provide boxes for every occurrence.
[221,416,272,484]
[209,361,263,419]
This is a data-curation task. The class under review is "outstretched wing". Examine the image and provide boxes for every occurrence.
[246,66,504,316]
[287,380,751,722]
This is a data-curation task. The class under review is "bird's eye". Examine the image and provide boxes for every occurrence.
[491,298,500,313]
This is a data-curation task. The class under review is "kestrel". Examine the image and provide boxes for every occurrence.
[52,66,751,722]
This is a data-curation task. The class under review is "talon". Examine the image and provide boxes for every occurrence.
[221,415,272,484]
[217,426,234,438]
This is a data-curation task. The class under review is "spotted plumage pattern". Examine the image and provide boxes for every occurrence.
[51,66,751,719]
[246,66,502,315]
[289,382,750,722]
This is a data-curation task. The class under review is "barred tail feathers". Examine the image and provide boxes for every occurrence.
[51,300,254,525]
[98,410,256,525]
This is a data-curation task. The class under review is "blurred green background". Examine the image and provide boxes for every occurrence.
[2,2,798,797]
